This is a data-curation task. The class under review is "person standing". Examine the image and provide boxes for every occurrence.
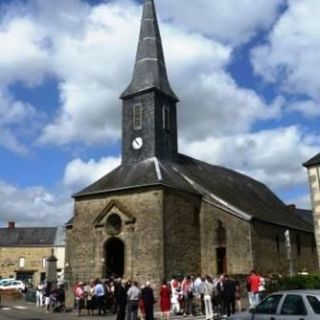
[223,274,236,317]
[75,282,85,316]
[44,282,52,313]
[127,281,141,320]
[95,279,106,315]
[235,279,242,313]
[36,282,44,307]
[160,280,171,320]
[141,281,155,320]
[203,277,214,320]
[247,271,261,308]
[116,280,128,320]
[170,276,181,315]
[182,275,194,316]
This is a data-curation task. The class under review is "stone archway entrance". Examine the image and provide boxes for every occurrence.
[104,238,125,278]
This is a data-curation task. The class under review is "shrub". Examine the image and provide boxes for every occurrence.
[266,274,320,292]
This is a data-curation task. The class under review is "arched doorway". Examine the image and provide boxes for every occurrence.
[104,238,125,278]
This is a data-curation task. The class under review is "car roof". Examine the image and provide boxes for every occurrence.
[275,290,320,295]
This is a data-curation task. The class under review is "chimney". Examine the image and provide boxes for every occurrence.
[287,204,296,212]
[8,221,15,230]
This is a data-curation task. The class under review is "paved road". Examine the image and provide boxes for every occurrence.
[0,298,212,320]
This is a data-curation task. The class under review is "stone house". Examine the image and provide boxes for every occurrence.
[0,222,65,284]
[65,0,318,286]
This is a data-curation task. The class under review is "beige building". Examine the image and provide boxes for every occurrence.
[65,0,318,287]
[0,222,65,285]
[304,153,320,268]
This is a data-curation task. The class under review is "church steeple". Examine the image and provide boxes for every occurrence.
[121,0,178,101]
[121,0,179,164]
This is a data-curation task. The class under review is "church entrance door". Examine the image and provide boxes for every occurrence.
[105,238,124,278]
[216,247,227,274]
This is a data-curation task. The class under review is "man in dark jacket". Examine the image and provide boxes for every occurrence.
[141,281,155,320]
[116,280,127,320]
[223,274,236,316]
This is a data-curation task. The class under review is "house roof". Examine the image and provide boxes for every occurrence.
[303,153,320,168]
[0,227,65,247]
[74,154,313,233]
[294,208,314,225]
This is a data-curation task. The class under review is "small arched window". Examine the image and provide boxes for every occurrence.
[216,220,226,246]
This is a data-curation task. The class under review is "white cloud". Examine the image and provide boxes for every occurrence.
[181,126,320,191]
[0,16,49,86]
[159,0,285,45]
[288,100,320,118]
[252,0,320,107]
[63,156,121,192]
[0,0,285,147]
[0,89,38,154]
[0,180,72,226]
[176,71,283,140]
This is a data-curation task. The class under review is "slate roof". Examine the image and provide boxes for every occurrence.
[295,208,314,225]
[303,153,320,168]
[0,227,65,247]
[74,154,313,233]
[120,0,178,101]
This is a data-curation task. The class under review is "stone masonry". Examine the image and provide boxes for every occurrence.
[306,165,320,267]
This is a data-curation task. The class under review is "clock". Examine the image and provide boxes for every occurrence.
[132,137,143,150]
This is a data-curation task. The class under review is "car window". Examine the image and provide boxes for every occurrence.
[281,294,307,316]
[255,294,283,314]
[307,295,320,314]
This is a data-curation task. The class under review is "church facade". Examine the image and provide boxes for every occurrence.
[65,0,318,286]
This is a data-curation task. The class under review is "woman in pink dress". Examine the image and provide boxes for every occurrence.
[160,280,171,320]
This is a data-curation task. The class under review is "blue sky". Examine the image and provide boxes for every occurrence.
[0,0,319,226]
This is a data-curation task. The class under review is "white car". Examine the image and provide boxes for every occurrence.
[228,290,320,320]
[0,280,26,291]
[0,278,15,286]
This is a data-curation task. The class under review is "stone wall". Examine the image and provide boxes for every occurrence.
[163,188,202,278]
[0,246,52,284]
[200,200,252,276]
[306,166,320,268]
[66,187,165,287]
[251,220,318,275]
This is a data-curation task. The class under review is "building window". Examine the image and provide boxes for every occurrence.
[296,234,301,256]
[133,103,142,130]
[42,257,47,268]
[216,220,226,246]
[106,213,122,236]
[163,105,170,132]
[18,257,25,268]
[276,235,280,253]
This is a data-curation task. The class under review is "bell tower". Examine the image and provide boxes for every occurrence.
[120,0,179,164]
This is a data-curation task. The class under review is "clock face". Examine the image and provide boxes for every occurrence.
[132,137,143,150]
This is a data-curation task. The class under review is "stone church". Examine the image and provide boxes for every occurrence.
[65,0,318,285]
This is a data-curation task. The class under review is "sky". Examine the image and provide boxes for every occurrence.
[0,0,319,226]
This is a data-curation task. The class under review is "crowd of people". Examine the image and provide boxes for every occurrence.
[70,270,267,319]
[35,281,66,313]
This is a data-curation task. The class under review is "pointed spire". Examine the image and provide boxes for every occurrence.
[121,0,178,101]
